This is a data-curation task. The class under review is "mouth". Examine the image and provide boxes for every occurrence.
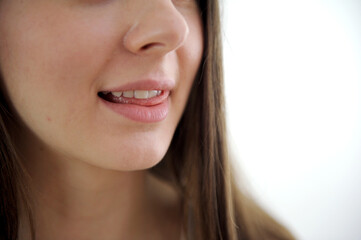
[97,89,171,123]
[97,90,169,106]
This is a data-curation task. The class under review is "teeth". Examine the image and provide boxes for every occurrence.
[111,90,162,99]
[134,90,148,99]
[148,90,159,98]
[111,91,122,97]
[123,91,134,98]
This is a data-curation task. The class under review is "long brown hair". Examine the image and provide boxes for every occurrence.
[0,0,295,239]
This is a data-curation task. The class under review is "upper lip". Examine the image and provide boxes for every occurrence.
[100,79,175,92]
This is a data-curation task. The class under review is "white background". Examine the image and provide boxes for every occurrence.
[223,1,361,239]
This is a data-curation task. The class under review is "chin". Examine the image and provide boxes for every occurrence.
[84,135,171,172]
[105,123,175,171]
[104,150,166,172]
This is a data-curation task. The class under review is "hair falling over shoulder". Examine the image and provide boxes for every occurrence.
[0,0,295,239]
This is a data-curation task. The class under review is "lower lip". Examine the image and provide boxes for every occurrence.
[99,97,169,123]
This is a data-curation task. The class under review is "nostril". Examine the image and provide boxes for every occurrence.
[140,42,164,51]
[141,43,153,51]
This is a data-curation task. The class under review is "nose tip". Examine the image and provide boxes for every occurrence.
[123,5,189,56]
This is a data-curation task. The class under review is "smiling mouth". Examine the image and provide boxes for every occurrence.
[98,90,169,106]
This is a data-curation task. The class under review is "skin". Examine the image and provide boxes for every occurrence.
[0,0,203,239]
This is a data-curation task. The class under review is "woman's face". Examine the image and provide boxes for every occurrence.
[0,0,203,170]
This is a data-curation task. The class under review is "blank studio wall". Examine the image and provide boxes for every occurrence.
[223,1,361,239]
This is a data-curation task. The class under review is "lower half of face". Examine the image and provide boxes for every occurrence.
[0,0,203,171]
[12,79,193,171]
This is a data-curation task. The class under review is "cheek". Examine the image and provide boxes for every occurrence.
[0,7,114,164]
[0,6,119,125]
